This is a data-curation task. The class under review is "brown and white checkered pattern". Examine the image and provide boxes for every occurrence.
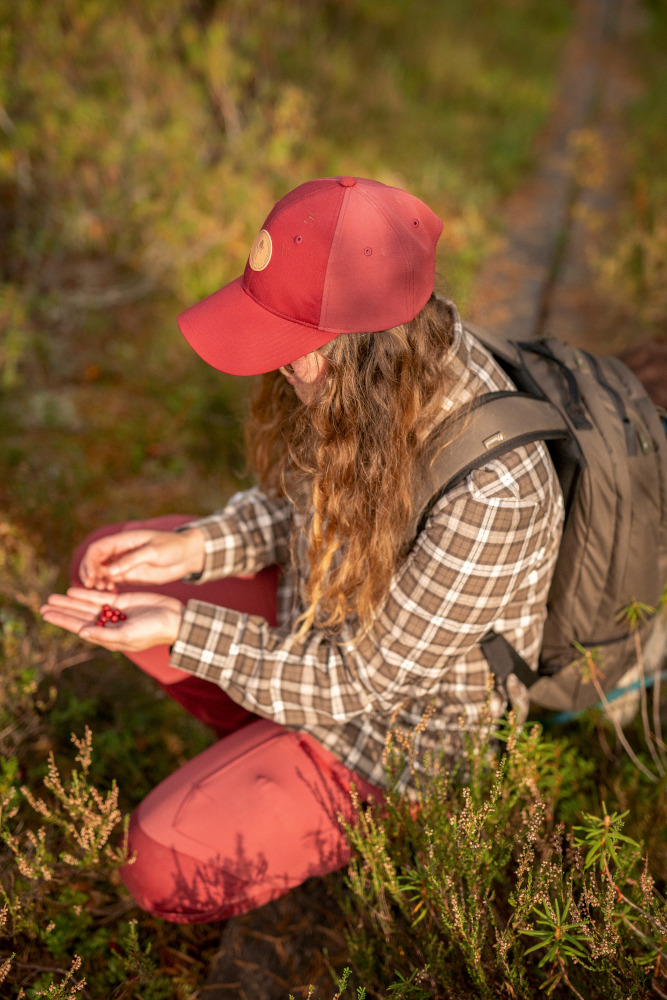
[170,306,564,789]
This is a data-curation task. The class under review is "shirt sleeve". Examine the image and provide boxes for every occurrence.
[169,445,562,728]
[176,486,294,583]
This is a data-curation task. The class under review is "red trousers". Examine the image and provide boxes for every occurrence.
[71,516,382,923]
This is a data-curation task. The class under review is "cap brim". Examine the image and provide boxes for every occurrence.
[177,276,335,376]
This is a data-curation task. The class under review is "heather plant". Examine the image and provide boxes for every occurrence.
[0,716,209,998]
[0,522,86,765]
[289,968,365,1000]
[0,523,218,997]
[337,693,667,999]
[0,728,126,991]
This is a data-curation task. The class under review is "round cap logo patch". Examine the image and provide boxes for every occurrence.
[248,229,272,271]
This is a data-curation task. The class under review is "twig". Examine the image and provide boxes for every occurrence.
[91,897,137,924]
[619,913,666,956]
[651,979,667,1000]
[603,858,667,938]
[14,961,92,999]
[0,721,19,743]
[14,962,73,975]
[635,629,665,777]
[54,650,106,672]
[591,672,658,783]
[560,964,587,1000]
[651,622,667,772]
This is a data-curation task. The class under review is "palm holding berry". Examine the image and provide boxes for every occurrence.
[40,588,184,652]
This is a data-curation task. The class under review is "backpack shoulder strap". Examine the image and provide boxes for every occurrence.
[407,391,569,543]
[461,319,522,368]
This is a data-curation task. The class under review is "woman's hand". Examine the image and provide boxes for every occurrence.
[40,588,185,652]
[79,528,205,590]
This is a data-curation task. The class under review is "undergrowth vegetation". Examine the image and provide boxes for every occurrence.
[1,0,666,997]
[337,682,667,999]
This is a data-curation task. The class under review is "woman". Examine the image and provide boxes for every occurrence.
[40,176,564,923]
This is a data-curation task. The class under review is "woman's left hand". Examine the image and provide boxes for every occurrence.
[40,588,184,652]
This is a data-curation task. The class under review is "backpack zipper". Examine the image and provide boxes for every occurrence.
[521,341,592,430]
[583,351,638,456]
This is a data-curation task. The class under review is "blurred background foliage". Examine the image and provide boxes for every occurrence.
[0,0,572,562]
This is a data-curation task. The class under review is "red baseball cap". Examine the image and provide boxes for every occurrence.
[177,176,443,376]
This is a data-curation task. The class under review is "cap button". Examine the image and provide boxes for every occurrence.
[338,176,356,187]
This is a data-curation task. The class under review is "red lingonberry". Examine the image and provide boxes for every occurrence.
[96,605,126,626]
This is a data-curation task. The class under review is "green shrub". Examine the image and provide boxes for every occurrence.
[0,523,219,998]
[338,702,667,998]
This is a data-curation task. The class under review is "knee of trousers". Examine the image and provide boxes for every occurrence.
[119,720,364,923]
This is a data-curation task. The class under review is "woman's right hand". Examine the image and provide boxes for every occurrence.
[79,527,206,590]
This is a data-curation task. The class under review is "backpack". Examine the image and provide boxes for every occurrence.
[410,321,667,714]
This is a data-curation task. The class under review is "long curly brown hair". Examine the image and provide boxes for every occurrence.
[245,294,458,636]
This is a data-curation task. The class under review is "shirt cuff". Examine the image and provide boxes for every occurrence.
[168,598,239,681]
[173,518,237,583]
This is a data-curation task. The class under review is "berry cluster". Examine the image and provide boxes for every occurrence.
[96,604,127,627]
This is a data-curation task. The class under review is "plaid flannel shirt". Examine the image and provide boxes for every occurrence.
[170,305,564,789]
